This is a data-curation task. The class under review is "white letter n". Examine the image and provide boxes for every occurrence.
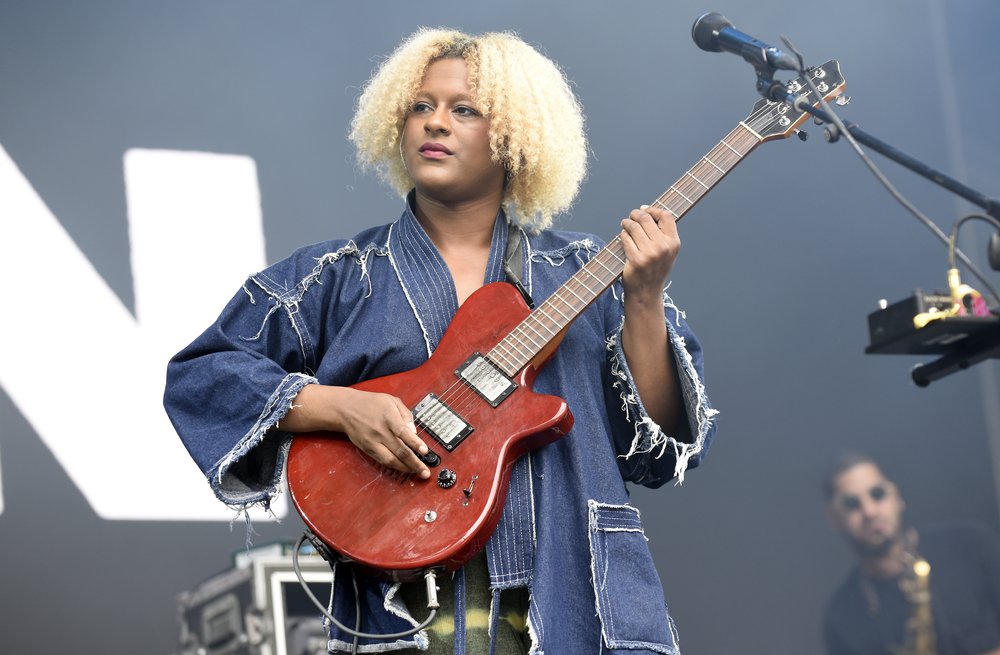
[0,145,282,520]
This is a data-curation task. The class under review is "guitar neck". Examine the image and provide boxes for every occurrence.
[488,122,763,376]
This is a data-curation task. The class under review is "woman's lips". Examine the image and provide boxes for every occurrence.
[419,143,452,158]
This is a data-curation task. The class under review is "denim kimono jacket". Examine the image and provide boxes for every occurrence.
[164,199,717,654]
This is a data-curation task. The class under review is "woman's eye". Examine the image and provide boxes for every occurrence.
[411,102,432,113]
[454,106,480,117]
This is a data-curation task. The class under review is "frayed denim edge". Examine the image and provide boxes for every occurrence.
[529,238,599,268]
[243,242,388,373]
[606,293,718,486]
[326,638,424,653]
[208,371,318,508]
[323,570,425,652]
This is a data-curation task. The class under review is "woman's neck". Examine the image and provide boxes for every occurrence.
[412,190,502,252]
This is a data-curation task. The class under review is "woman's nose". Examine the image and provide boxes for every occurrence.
[425,108,450,134]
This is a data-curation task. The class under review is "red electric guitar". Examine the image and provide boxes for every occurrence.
[287,61,846,581]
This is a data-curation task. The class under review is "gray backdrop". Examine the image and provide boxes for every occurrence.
[2,1,999,653]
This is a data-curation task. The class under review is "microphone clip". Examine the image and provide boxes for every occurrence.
[755,68,793,104]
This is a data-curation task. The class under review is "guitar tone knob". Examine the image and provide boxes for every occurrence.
[437,469,457,489]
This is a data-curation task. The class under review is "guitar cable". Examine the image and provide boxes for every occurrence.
[292,531,440,652]
[781,36,1000,308]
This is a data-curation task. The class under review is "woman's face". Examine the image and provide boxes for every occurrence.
[401,57,505,206]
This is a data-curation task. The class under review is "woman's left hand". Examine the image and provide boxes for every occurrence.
[619,204,680,302]
[617,203,683,435]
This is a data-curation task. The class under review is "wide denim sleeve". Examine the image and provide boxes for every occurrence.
[164,257,327,509]
[601,285,718,489]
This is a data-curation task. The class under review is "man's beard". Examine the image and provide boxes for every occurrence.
[849,526,900,559]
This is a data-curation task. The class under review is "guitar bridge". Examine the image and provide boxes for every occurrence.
[413,394,473,451]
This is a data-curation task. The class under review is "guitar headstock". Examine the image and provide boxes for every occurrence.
[746,60,846,142]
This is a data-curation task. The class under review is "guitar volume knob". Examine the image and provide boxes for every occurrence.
[419,449,441,467]
[437,469,457,489]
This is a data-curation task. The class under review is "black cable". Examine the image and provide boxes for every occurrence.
[948,213,1000,270]
[781,36,1000,307]
[351,568,360,654]
[291,532,438,644]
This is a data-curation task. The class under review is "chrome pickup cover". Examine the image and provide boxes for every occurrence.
[457,353,517,407]
[413,393,473,450]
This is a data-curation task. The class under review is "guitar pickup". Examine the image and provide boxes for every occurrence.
[456,353,517,407]
[413,394,474,451]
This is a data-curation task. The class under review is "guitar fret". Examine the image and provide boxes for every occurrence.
[489,344,521,374]
[738,121,763,141]
[702,156,725,174]
[678,181,704,203]
[561,284,587,305]
[576,268,606,294]
[514,323,544,348]
[733,131,758,151]
[528,315,558,338]
[535,307,562,333]
[491,352,515,374]
[605,248,626,265]
[720,140,741,157]
[540,318,563,341]
[685,171,709,189]
[491,341,517,366]
[653,199,675,215]
[502,335,533,361]
[550,291,578,318]
[592,256,618,276]
[543,298,571,322]
[669,185,693,205]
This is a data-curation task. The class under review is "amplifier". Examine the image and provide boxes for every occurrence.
[865,289,1000,385]
[867,289,999,355]
[866,290,957,354]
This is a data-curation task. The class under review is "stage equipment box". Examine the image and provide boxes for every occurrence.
[176,544,333,655]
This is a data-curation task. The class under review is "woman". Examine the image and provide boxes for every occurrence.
[165,28,716,654]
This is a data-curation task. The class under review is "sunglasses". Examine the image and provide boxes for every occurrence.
[836,483,889,512]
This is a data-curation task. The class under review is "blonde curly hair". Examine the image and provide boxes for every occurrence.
[349,28,588,232]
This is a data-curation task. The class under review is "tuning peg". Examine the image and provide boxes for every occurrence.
[794,129,808,141]
[835,95,851,106]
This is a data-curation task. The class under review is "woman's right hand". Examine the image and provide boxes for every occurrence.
[280,384,431,479]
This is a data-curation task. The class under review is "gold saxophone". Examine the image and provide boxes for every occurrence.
[893,531,938,655]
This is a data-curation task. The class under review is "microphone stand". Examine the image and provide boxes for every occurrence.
[752,62,1000,386]
[793,102,1000,221]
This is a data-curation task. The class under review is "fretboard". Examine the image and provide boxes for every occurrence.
[488,122,763,376]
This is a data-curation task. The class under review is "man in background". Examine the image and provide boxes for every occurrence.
[823,452,1000,655]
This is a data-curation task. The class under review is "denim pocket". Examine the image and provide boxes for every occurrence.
[587,500,679,653]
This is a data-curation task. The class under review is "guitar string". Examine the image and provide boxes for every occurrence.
[395,84,813,480]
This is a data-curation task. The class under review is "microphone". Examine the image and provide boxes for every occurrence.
[691,12,800,72]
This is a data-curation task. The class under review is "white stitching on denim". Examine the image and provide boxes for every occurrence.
[587,501,679,654]
[386,224,434,358]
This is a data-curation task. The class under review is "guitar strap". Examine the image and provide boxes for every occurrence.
[503,225,534,308]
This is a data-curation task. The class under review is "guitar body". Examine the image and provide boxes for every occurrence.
[287,282,574,581]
